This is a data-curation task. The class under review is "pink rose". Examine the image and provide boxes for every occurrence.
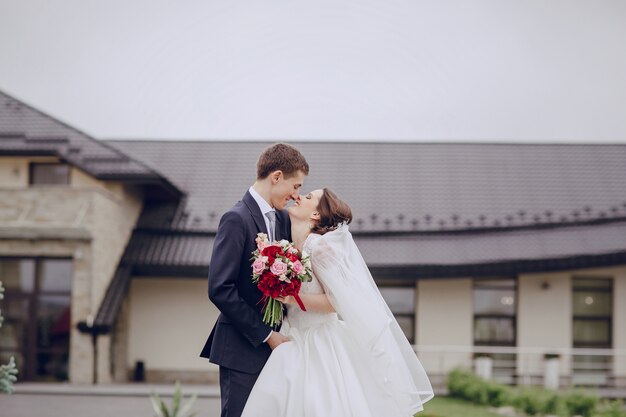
[252,258,266,275]
[292,260,304,275]
[270,260,288,276]
[256,239,269,251]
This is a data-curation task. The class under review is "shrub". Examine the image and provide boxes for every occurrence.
[485,381,513,407]
[564,391,600,417]
[592,400,626,417]
[447,368,474,399]
[543,391,569,416]
[447,368,513,407]
[512,388,546,416]
[446,368,605,417]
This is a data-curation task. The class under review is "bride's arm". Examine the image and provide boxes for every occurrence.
[280,294,336,313]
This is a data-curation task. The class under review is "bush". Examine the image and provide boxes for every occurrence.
[447,368,474,399]
[543,391,569,416]
[447,369,605,417]
[447,369,513,408]
[564,391,600,417]
[592,400,626,417]
[447,368,487,404]
[512,388,546,416]
[509,387,568,416]
[485,381,513,407]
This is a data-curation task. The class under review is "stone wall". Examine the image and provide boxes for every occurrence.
[0,156,144,383]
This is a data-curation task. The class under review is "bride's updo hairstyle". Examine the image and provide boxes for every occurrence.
[311,188,353,235]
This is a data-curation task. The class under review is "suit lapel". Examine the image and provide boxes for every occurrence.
[243,190,292,241]
[242,191,269,237]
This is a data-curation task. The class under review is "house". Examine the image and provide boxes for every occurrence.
[1,90,625,388]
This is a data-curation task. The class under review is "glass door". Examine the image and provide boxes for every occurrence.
[0,258,72,381]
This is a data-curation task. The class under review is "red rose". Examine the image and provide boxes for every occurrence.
[286,279,301,295]
[261,245,282,262]
[258,272,279,296]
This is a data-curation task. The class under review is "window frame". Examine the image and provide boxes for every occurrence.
[473,277,518,347]
[0,256,73,381]
[572,277,613,349]
[377,280,416,344]
[28,162,71,185]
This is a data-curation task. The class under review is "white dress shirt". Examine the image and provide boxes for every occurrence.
[248,186,276,343]
[248,186,276,240]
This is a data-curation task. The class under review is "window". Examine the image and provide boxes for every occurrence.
[572,277,613,387]
[0,258,72,381]
[572,278,612,348]
[473,278,517,384]
[379,284,415,343]
[473,278,517,346]
[29,163,70,185]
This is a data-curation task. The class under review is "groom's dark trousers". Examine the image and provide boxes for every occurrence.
[200,191,291,417]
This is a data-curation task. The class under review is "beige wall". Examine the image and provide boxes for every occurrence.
[517,272,572,376]
[127,278,219,377]
[416,278,473,374]
[122,266,625,384]
[614,271,626,379]
[415,267,626,383]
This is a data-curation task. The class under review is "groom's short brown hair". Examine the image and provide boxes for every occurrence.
[257,143,309,179]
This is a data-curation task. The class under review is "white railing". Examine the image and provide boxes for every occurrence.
[413,345,626,390]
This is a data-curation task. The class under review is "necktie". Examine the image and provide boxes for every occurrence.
[265,210,276,242]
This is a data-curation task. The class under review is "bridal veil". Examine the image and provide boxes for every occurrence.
[309,224,434,415]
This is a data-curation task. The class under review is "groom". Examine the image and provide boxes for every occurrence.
[200,143,309,417]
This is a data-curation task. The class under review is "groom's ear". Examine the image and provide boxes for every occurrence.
[270,170,283,185]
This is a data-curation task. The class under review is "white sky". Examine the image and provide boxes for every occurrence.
[0,0,625,142]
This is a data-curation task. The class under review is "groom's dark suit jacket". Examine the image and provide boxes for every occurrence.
[200,190,291,373]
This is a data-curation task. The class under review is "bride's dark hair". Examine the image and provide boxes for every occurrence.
[311,188,353,235]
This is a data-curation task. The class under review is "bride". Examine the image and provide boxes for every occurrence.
[241,188,434,417]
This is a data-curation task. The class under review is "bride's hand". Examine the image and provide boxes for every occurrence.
[276,295,296,305]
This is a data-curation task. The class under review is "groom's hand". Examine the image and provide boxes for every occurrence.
[267,331,289,350]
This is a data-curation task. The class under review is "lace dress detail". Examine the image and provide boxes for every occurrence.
[283,233,338,330]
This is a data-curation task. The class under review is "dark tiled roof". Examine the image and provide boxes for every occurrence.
[120,220,626,276]
[0,91,183,199]
[92,264,132,332]
[107,140,626,232]
[123,229,213,266]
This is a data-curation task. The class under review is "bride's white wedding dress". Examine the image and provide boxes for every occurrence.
[241,226,433,417]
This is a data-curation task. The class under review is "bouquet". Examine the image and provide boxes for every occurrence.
[251,233,313,326]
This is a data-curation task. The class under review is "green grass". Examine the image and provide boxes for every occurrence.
[418,396,505,417]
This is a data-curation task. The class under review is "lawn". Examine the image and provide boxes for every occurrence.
[418,396,505,417]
